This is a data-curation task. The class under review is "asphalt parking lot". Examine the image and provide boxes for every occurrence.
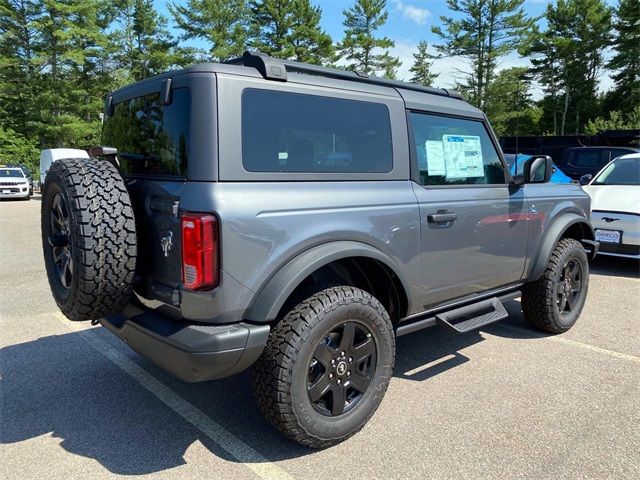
[1,195,639,479]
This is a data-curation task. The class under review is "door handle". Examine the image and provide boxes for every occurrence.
[427,212,457,223]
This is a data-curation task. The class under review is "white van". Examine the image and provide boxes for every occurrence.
[40,149,89,187]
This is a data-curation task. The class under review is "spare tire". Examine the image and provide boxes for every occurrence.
[42,157,137,321]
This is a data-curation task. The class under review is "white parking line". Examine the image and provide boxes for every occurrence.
[493,324,640,364]
[55,313,294,480]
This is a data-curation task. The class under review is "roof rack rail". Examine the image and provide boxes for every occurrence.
[225,51,464,100]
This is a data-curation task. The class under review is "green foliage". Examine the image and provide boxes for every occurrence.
[338,0,400,78]
[169,0,248,61]
[584,105,640,135]
[409,41,438,86]
[605,0,640,116]
[485,67,541,136]
[0,126,40,175]
[432,0,535,110]
[114,0,186,81]
[248,0,334,65]
[521,0,612,135]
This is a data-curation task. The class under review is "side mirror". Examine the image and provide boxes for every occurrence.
[510,155,553,185]
[579,174,593,185]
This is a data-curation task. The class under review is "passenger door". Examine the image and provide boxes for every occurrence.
[408,112,529,308]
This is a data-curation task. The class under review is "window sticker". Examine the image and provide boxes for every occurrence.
[425,140,446,175]
[442,135,484,179]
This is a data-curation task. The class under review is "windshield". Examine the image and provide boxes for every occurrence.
[592,157,640,186]
[0,168,25,178]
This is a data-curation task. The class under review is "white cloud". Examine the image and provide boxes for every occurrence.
[394,1,431,26]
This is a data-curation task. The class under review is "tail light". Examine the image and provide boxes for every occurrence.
[181,213,219,290]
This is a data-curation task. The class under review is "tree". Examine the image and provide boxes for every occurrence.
[484,67,541,136]
[585,105,640,135]
[338,0,400,78]
[169,0,248,62]
[248,0,334,65]
[114,0,182,81]
[432,0,535,110]
[0,0,42,138]
[409,40,438,86]
[522,0,612,135]
[0,126,39,173]
[606,0,640,116]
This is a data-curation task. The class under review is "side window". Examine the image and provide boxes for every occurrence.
[409,112,506,186]
[102,88,191,177]
[241,89,393,173]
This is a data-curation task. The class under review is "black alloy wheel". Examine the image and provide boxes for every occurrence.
[49,192,73,290]
[307,321,377,416]
[556,258,582,317]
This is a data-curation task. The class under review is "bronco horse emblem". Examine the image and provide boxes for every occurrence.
[160,231,173,257]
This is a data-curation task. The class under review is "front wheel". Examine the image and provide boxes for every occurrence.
[253,286,395,448]
[522,238,589,333]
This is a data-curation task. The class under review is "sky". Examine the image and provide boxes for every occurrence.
[155,0,617,94]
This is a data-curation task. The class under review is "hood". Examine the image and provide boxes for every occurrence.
[582,185,640,214]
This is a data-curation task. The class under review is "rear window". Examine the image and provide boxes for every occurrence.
[241,89,393,173]
[102,88,191,177]
[569,150,604,168]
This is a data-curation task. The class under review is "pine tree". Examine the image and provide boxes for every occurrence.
[522,0,612,134]
[409,41,438,86]
[248,0,333,65]
[0,0,42,137]
[338,0,400,78]
[31,0,114,147]
[432,0,535,110]
[606,0,640,116]
[169,0,248,62]
[114,0,182,81]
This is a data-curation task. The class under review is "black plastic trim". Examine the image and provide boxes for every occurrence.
[101,308,270,382]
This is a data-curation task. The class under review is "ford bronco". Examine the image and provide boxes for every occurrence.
[42,52,597,448]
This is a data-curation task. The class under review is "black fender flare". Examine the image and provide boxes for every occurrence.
[243,241,411,323]
[527,213,595,281]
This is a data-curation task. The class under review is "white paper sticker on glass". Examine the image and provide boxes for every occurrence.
[425,140,446,175]
[442,135,484,179]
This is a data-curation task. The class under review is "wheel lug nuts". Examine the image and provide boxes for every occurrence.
[329,373,334,379]
[341,351,345,357]
[337,379,342,385]
[348,357,353,363]
[331,359,335,365]
[346,371,351,377]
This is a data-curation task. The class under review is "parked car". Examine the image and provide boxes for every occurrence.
[0,165,31,200]
[39,149,89,191]
[41,51,597,448]
[504,153,572,183]
[557,146,640,180]
[581,153,640,259]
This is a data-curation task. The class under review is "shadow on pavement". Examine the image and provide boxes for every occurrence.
[590,255,639,279]
[0,301,538,475]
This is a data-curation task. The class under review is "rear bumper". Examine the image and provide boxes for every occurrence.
[101,304,270,382]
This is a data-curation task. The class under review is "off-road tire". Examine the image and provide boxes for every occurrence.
[253,286,395,448]
[42,157,137,321]
[522,238,589,334]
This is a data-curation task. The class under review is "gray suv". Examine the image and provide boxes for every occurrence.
[41,52,597,448]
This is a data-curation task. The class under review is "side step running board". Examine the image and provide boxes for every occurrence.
[436,297,508,334]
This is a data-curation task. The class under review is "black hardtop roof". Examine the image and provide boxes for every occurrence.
[107,51,474,111]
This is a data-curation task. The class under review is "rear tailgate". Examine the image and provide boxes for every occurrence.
[126,179,185,306]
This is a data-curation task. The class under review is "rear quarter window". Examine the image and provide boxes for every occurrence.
[241,89,393,173]
[102,88,191,177]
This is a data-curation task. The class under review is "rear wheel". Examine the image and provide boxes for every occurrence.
[522,238,589,333]
[42,158,137,321]
[253,286,395,448]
